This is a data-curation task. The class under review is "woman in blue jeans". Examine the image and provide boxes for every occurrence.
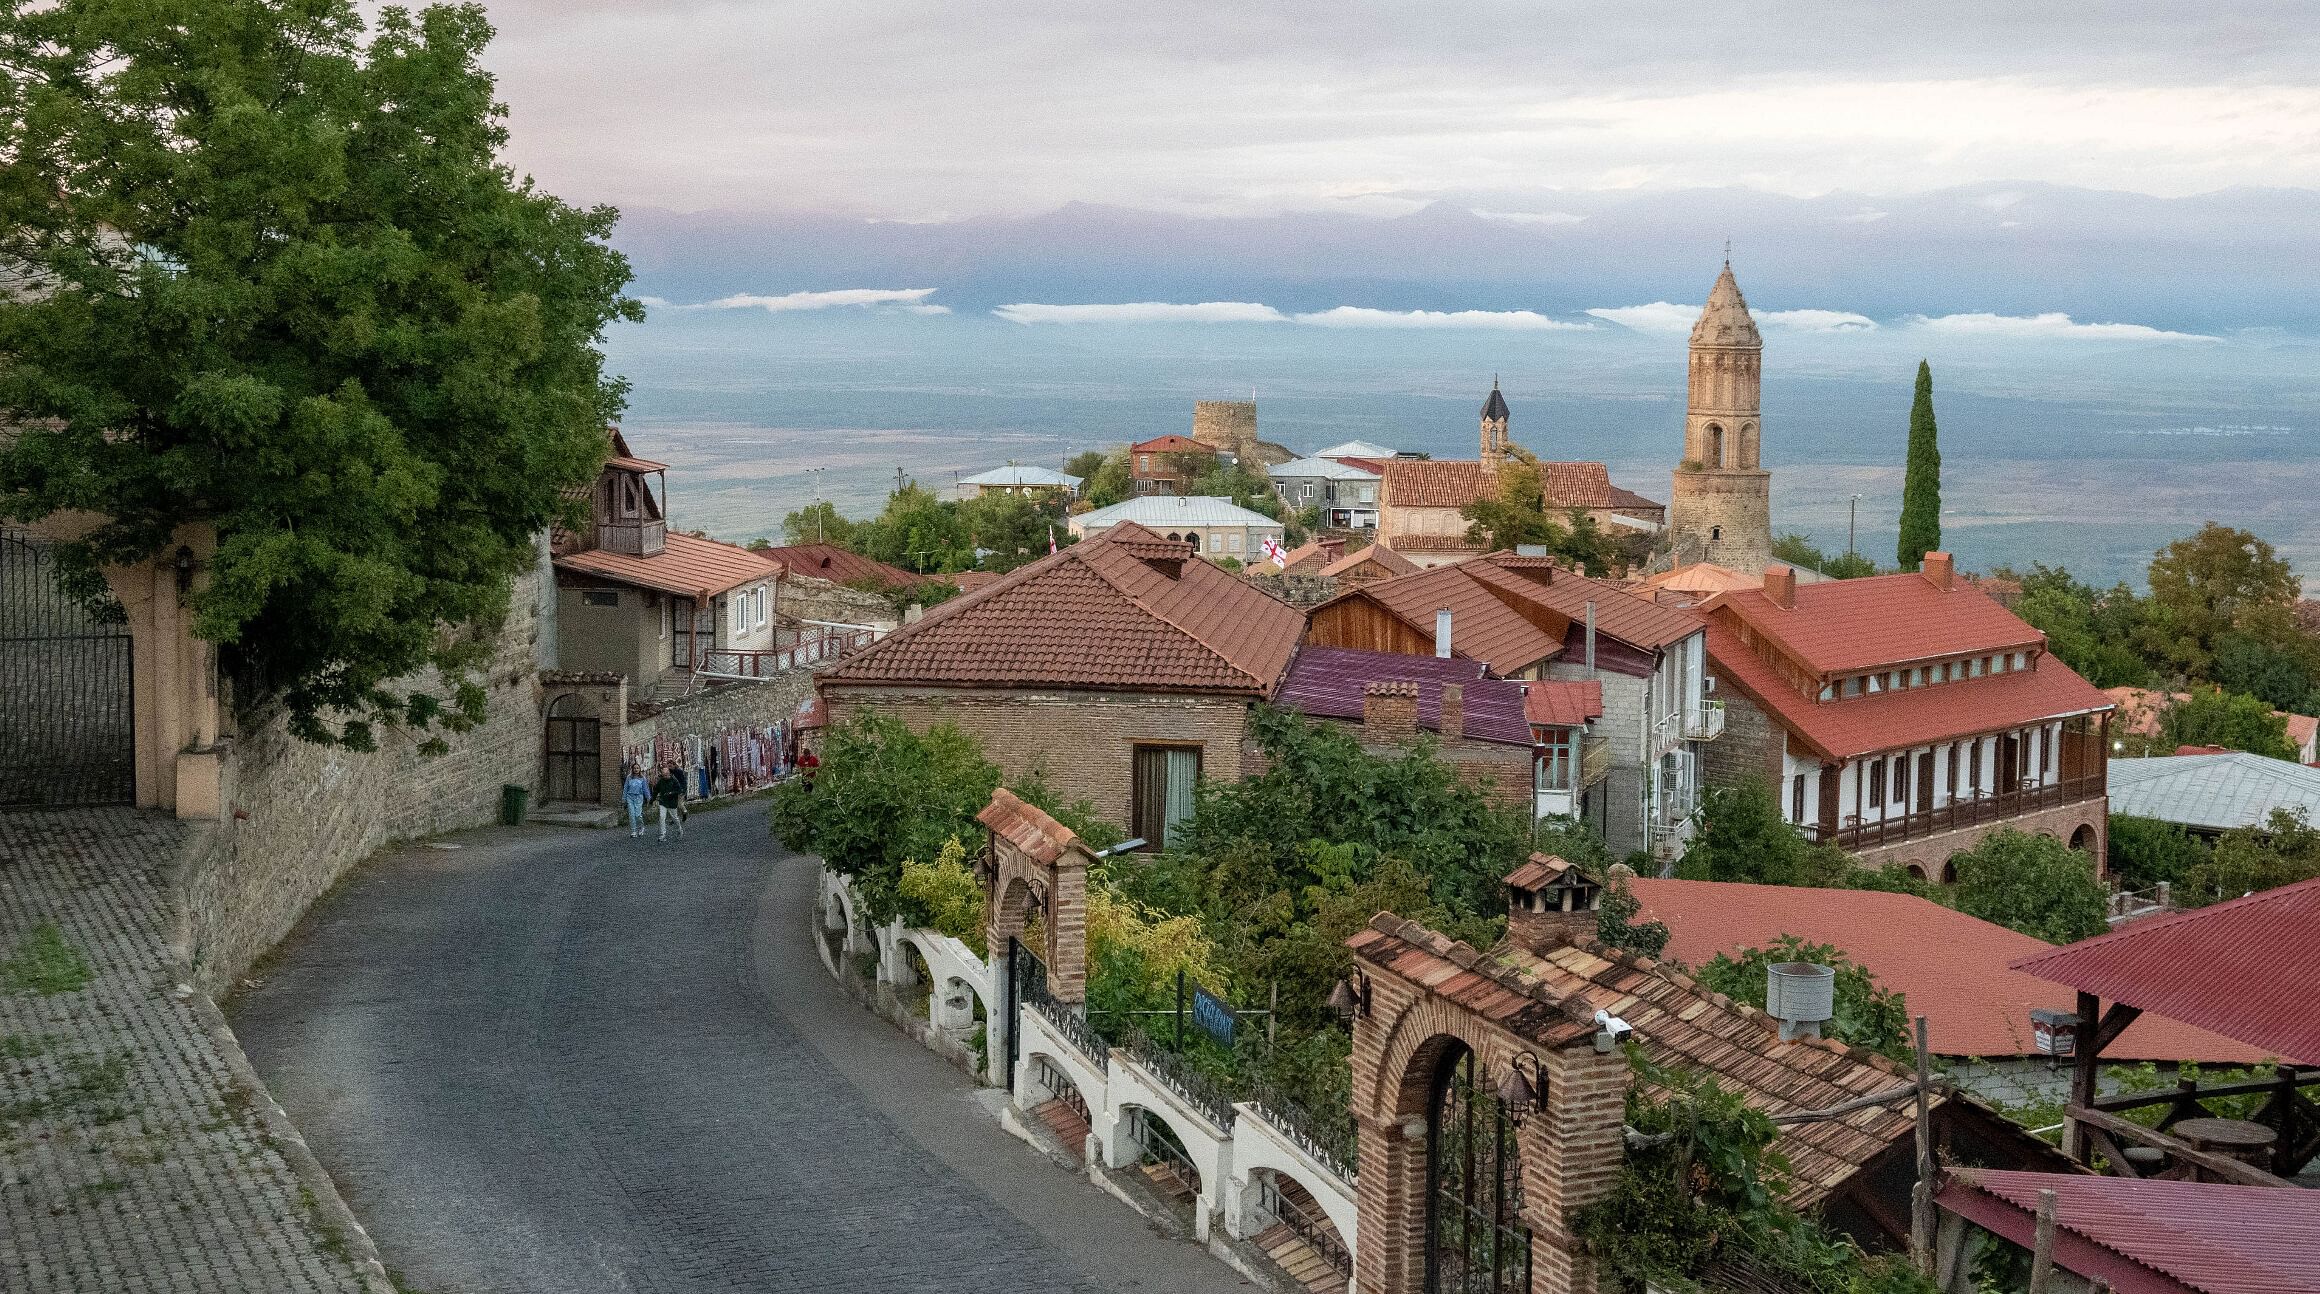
[622,768,650,838]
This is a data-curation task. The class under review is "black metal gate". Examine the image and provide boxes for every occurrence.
[1,531,135,809]
[1004,937,1047,1092]
[1426,1044,1533,1294]
[544,696,601,802]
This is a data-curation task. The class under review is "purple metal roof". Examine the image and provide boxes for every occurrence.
[1945,1170,2320,1294]
[1276,646,1533,746]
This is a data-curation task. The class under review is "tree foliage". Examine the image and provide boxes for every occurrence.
[1951,829,2109,944]
[1895,360,1942,572]
[2005,564,2155,688]
[1068,448,1133,508]
[2105,814,2210,893]
[1693,936,1914,1066]
[1674,780,1860,888]
[2186,808,2320,907]
[1772,533,1878,580]
[771,714,1001,922]
[2143,523,2300,678]
[1595,877,1671,959]
[2158,687,2297,761]
[1460,456,1619,573]
[0,0,639,746]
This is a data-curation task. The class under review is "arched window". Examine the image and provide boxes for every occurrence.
[1705,423,1724,468]
[1739,422,1758,470]
[1710,526,1722,543]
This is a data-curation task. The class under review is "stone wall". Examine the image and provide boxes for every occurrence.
[1702,689,1785,791]
[1241,571,1337,608]
[1851,796,2109,881]
[1190,400,1258,459]
[1667,466,1773,575]
[779,574,903,633]
[621,668,820,762]
[176,551,556,993]
[822,684,1258,831]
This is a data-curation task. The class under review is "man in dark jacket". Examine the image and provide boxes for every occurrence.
[653,765,687,842]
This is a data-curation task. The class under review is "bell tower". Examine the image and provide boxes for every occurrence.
[1479,377,1511,470]
[1668,262,1773,572]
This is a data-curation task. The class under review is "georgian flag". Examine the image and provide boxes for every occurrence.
[1262,536,1288,568]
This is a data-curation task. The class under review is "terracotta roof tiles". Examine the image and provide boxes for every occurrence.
[1321,543,1419,580]
[553,531,778,602]
[1523,679,1604,728]
[756,543,935,590]
[976,788,1081,865]
[1380,458,1493,509]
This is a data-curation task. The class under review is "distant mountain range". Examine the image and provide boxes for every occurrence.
[611,183,2320,334]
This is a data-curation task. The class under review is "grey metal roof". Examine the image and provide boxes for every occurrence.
[1072,495,1286,530]
[2107,751,2320,832]
[1313,439,1397,459]
[1267,456,1379,482]
[958,464,1082,488]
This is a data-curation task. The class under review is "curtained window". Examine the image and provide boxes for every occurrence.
[1132,745,1202,849]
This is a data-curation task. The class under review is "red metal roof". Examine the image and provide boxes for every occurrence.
[1523,680,1604,729]
[1629,879,2262,1062]
[1711,569,2045,676]
[2012,876,2320,1065]
[1276,646,1532,746]
[553,531,779,601]
[1943,1170,2320,1294]
[1705,622,2113,761]
[756,543,934,590]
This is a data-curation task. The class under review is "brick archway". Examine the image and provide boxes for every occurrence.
[979,788,1092,1003]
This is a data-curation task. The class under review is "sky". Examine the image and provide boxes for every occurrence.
[474,1,2320,220]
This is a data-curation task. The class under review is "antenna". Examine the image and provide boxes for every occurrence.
[1724,237,1732,265]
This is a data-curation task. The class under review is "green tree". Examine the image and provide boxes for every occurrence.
[1675,780,1856,888]
[957,489,1071,572]
[1076,449,1133,508]
[781,500,859,548]
[2209,603,2320,714]
[2157,687,2297,761]
[1181,458,1284,520]
[1896,360,1942,572]
[1772,532,1877,580]
[2105,814,2211,892]
[2143,523,2300,677]
[1951,829,2109,944]
[770,714,1001,921]
[1461,458,1618,574]
[2185,808,2320,906]
[1596,878,1671,959]
[853,484,972,572]
[1692,936,1914,1066]
[2006,564,2154,688]
[0,0,638,747]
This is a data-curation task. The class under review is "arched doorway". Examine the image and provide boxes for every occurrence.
[2069,823,2096,854]
[1,530,135,808]
[543,693,601,802]
[1426,1042,1531,1292]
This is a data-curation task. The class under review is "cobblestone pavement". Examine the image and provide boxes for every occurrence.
[0,809,371,1294]
[233,805,1252,1294]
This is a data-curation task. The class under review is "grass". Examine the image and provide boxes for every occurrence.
[3,1047,136,1124]
[1,1031,59,1060]
[1,921,92,995]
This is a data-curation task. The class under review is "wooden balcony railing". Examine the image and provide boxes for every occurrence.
[1816,774,2105,851]
[694,626,878,679]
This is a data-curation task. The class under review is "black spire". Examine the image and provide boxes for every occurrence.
[1481,377,1508,422]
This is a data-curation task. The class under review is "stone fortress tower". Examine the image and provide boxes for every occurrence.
[1667,261,1774,573]
[1479,378,1511,470]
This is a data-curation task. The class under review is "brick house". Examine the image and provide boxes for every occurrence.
[1267,456,1381,529]
[551,432,782,697]
[1273,646,1536,809]
[817,522,1305,847]
[1698,554,2116,877]
[1129,433,1215,496]
[1305,552,1719,858]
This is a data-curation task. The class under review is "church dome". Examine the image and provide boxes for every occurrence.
[1690,264,1761,348]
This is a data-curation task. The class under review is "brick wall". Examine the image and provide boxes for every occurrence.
[1851,796,2109,881]
[1702,689,1785,791]
[821,684,1257,830]
[176,550,556,993]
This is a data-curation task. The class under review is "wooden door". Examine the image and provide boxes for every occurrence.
[1916,751,1934,815]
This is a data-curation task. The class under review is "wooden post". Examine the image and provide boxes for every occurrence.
[1912,1014,1936,1277]
[2064,991,2100,1162]
[2028,1188,2058,1294]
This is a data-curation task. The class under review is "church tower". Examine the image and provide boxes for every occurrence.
[1479,378,1511,470]
[1668,263,1773,573]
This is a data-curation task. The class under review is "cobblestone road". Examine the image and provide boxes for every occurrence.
[0,809,371,1294]
[232,805,1252,1293]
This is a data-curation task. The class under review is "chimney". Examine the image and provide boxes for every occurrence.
[1435,608,1453,658]
[1363,681,1419,741]
[1763,564,1796,610]
[1439,683,1464,742]
[1503,855,1602,955]
[1923,551,1954,590]
[1766,962,1836,1041]
[1584,600,1596,671]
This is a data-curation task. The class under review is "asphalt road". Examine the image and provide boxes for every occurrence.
[231,805,1251,1294]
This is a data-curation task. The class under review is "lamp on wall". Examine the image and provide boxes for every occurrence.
[1328,970,1372,1021]
[1497,1051,1546,1121]
[173,545,196,597]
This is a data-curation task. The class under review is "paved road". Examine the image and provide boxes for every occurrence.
[231,805,1251,1294]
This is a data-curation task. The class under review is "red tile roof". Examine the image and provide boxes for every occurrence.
[1705,623,2113,761]
[1276,646,1532,745]
[976,787,1081,864]
[757,543,935,590]
[1627,879,2262,1062]
[1942,1171,2320,1294]
[1542,461,1614,510]
[1316,553,1700,678]
[553,531,779,601]
[1380,458,1492,509]
[1384,534,1487,556]
[1710,570,2046,676]
[1523,680,1604,729]
[2012,876,2320,1064]
[1131,434,1209,455]
[821,523,1304,696]
[1277,538,1344,575]
[1605,483,1665,512]
[1349,914,1975,1206]
[1321,543,1419,580]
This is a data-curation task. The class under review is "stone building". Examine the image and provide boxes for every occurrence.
[818,523,1306,846]
[1189,399,1295,468]
[1698,554,2115,877]
[1667,263,1776,573]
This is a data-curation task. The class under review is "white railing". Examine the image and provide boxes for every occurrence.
[694,625,880,679]
[1686,699,1725,741]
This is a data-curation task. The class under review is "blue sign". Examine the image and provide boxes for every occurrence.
[1191,986,1236,1046]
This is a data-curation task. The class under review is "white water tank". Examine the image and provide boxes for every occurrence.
[1766,962,1836,1041]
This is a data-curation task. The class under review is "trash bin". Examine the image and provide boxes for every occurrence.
[500,783,529,826]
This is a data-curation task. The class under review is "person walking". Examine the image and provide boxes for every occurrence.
[653,764,687,842]
[622,767,650,838]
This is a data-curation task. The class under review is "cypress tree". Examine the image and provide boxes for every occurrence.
[1897,360,1943,571]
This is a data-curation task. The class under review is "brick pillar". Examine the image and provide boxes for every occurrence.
[1365,681,1419,741]
[1440,683,1464,742]
[1046,845,1090,1004]
[1354,1111,1427,1294]
[1524,1043,1629,1294]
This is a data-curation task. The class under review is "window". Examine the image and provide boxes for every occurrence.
[1944,745,1958,798]
[1843,677,1863,699]
[1228,532,1243,554]
[1969,739,1983,791]
[1791,773,1806,823]
[1992,654,2008,675]
[581,589,619,608]
[755,587,769,627]
[1818,684,1835,701]
[1969,657,1985,678]
[730,596,744,634]
[1866,674,1883,695]
[1138,454,1150,471]
[1868,758,1885,808]
[1539,731,1575,792]
[2012,651,2027,671]
[1891,756,1908,803]
[1300,483,1315,500]
[1132,745,1202,849]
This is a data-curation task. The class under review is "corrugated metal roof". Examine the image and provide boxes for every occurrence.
[1629,879,2261,1062]
[1523,680,1604,729]
[1315,439,1398,460]
[2012,876,2320,1065]
[1275,646,1531,746]
[1269,457,1379,482]
[1946,1170,2320,1294]
[959,464,1081,488]
[1073,495,1286,530]
[2108,752,2320,833]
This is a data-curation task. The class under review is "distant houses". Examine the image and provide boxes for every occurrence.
[957,464,1080,499]
[1067,495,1285,563]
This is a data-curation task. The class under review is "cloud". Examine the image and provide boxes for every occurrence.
[993,301,1288,324]
[903,303,953,315]
[1291,306,1593,330]
[1585,302,1700,334]
[1905,311,2219,342]
[1471,209,1586,226]
[633,295,672,309]
[699,288,941,312]
[1760,308,1878,332]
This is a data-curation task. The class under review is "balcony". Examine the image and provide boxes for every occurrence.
[595,518,665,556]
[1819,774,2105,852]
[1686,699,1726,741]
